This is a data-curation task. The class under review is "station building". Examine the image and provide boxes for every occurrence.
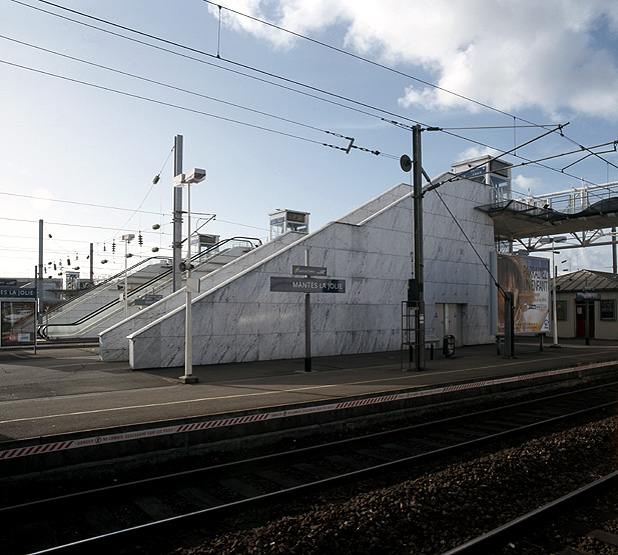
[100,158,504,369]
[84,153,618,368]
[555,269,618,340]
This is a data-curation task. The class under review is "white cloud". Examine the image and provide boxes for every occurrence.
[512,174,543,194]
[457,145,500,161]
[212,0,618,120]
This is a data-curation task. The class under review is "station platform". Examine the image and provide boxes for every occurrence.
[1,337,618,447]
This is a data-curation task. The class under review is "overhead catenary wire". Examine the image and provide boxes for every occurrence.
[13,0,610,178]
[3,0,615,276]
[1,58,377,156]
[12,0,412,152]
[0,190,163,216]
[430,124,570,190]
[111,143,175,240]
[13,0,608,184]
[204,0,618,173]
[0,35,355,141]
[12,0,509,166]
[12,0,404,132]
[23,1,421,122]
[0,7,607,277]
[203,0,519,121]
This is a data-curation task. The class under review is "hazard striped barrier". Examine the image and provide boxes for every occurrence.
[1,360,615,461]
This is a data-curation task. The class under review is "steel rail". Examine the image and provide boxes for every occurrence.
[6,383,618,554]
[442,470,618,555]
[4,380,618,515]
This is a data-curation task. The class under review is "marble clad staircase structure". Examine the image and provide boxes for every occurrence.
[100,177,496,370]
[99,232,304,361]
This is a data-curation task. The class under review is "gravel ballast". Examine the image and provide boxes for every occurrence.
[173,415,618,555]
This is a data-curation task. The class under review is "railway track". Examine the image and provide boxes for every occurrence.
[444,470,618,554]
[2,382,617,554]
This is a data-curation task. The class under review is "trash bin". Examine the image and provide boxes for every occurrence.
[443,335,455,357]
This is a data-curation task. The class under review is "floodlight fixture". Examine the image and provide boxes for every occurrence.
[185,168,206,184]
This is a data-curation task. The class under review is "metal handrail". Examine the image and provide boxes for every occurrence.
[41,255,171,317]
[38,237,261,338]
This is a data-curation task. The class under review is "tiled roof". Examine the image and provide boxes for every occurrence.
[555,269,618,292]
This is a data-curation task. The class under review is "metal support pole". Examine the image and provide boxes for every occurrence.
[181,180,199,383]
[33,265,37,354]
[89,243,94,284]
[412,125,425,371]
[173,135,183,293]
[585,300,590,346]
[552,252,559,347]
[304,249,312,372]
[124,239,129,320]
[176,167,205,384]
[38,219,43,326]
[612,227,618,274]
[504,292,515,358]
[120,234,135,320]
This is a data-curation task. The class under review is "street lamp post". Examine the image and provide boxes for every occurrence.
[120,234,135,319]
[174,168,206,384]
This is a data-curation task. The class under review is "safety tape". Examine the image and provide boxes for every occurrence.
[1,360,615,461]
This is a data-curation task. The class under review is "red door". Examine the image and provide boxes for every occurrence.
[575,302,595,338]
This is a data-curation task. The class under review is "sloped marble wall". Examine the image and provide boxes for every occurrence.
[128,178,496,369]
[99,231,304,361]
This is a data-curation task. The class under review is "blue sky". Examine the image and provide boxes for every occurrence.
[2,0,618,280]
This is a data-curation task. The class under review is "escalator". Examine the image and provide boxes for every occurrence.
[38,237,261,341]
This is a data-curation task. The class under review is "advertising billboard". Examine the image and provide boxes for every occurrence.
[497,254,550,334]
[1,300,36,347]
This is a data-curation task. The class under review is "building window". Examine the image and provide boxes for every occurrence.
[600,299,616,321]
[556,300,567,321]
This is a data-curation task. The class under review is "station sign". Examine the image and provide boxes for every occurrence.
[292,265,327,276]
[576,292,601,301]
[270,276,346,293]
[0,287,36,299]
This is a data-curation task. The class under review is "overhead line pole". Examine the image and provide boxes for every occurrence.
[173,134,183,292]
[609,156,618,273]
[38,219,43,326]
[89,243,94,284]
[412,125,426,372]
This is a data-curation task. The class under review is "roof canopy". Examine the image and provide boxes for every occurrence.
[477,197,618,240]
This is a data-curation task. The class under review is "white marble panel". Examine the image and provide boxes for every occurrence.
[366,203,413,234]
[311,330,339,355]
[354,226,411,257]
[339,183,411,225]
[159,308,185,340]
[254,332,281,361]
[323,249,354,278]
[129,332,167,369]
[234,334,260,362]
[98,343,127,362]
[304,222,354,252]
[259,331,305,360]
[195,334,237,365]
